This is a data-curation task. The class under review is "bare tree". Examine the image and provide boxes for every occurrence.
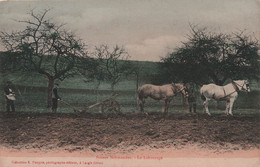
[161,25,259,86]
[94,45,131,92]
[0,9,95,107]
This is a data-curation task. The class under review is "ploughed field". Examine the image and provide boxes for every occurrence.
[0,112,259,153]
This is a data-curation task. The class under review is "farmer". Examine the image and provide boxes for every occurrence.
[187,84,197,113]
[51,83,61,112]
[4,81,15,113]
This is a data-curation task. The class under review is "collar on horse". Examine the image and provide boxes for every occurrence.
[231,81,240,92]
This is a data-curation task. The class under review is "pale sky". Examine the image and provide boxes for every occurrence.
[0,0,259,61]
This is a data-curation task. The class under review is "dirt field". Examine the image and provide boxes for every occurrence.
[0,112,259,156]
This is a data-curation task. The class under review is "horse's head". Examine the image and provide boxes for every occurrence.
[182,86,189,98]
[243,80,250,92]
[172,83,189,98]
[233,80,250,93]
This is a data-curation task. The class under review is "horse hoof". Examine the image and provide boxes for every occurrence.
[226,113,233,116]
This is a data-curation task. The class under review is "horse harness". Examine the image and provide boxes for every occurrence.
[215,81,247,99]
[171,83,186,96]
[232,80,250,92]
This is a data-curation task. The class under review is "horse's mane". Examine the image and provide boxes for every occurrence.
[172,83,184,88]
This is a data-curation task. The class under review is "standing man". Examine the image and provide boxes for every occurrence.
[4,81,15,113]
[51,83,61,112]
[187,83,197,113]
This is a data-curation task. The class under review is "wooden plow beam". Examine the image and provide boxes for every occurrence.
[79,94,120,113]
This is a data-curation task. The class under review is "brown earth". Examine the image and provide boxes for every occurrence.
[0,112,259,156]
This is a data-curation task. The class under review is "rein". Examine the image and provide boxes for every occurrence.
[219,88,237,99]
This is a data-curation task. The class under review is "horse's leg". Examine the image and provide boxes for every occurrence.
[162,100,166,113]
[225,100,230,115]
[165,99,170,113]
[166,99,171,113]
[162,99,170,113]
[141,99,145,112]
[138,97,144,112]
[203,98,211,116]
[228,98,235,116]
[202,100,206,112]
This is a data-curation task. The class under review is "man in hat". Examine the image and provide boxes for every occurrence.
[4,81,15,112]
[51,83,61,112]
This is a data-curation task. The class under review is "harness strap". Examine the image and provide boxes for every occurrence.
[222,87,226,96]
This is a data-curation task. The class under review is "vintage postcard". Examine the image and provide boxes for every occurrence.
[0,0,259,167]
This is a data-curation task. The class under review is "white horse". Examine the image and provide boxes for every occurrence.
[137,83,188,113]
[200,80,250,116]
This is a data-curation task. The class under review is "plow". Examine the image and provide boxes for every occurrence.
[59,94,120,113]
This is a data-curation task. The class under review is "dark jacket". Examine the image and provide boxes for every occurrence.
[52,86,60,99]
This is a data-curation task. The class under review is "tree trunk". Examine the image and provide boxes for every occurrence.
[135,72,139,93]
[46,77,55,108]
[111,83,115,93]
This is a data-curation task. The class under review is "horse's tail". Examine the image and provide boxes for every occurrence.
[200,86,206,101]
[136,87,142,104]
[136,94,140,105]
[201,94,206,101]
